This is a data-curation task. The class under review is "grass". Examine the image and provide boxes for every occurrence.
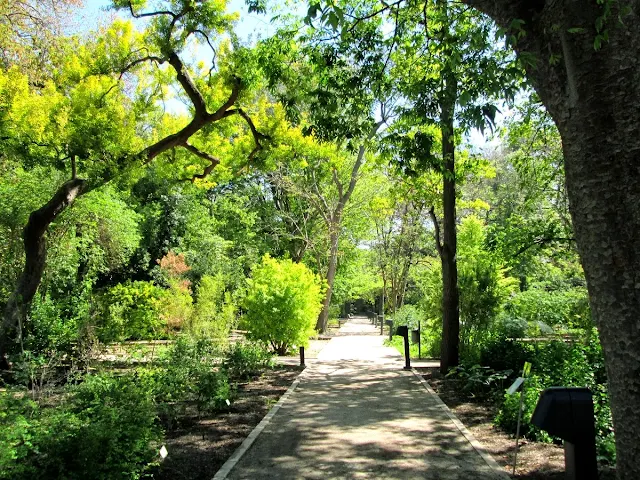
[384,335,425,359]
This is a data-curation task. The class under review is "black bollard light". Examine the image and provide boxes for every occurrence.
[299,346,305,367]
[395,325,411,370]
[385,319,394,341]
[531,387,597,480]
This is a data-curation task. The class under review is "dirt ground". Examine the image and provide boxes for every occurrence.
[153,364,302,480]
[418,367,616,480]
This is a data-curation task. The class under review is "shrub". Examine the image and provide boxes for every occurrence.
[391,304,422,330]
[155,251,194,332]
[157,279,193,332]
[190,274,236,341]
[147,336,231,428]
[445,364,513,399]
[487,334,614,463]
[100,281,164,342]
[223,342,273,381]
[494,374,551,442]
[0,373,161,480]
[498,286,592,336]
[64,374,161,479]
[244,255,324,355]
[27,293,79,354]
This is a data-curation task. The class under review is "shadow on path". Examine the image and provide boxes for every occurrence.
[224,317,503,480]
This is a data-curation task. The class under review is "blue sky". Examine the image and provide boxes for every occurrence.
[78,0,281,42]
[76,0,497,149]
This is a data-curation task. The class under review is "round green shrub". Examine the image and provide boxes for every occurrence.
[244,255,324,355]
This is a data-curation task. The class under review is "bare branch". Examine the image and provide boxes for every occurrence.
[310,168,331,223]
[514,236,575,257]
[100,55,165,103]
[332,167,344,198]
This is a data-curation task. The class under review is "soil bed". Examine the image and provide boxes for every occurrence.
[418,367,615,480]
[153,364,302,480]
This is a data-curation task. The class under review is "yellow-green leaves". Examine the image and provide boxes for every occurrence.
[244,255,325,352]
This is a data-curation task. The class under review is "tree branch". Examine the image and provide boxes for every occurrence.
[182,143,221,182]
[332,168,344,199]
[514,236,575,257]
[101,55,165,103]
[126,0,176,20]
[167,52,208,118]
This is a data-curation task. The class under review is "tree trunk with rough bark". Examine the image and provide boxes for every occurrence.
[439,89,459,374]
[1,179,86,367]
[463,1,640,477]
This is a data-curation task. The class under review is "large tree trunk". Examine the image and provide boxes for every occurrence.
[463,1,640,477]
[439,92,460,374]
[1,179,86,367]
[316,224,340,332]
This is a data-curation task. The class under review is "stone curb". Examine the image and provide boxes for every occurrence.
[211,367,308,480]
[411,367,511,479]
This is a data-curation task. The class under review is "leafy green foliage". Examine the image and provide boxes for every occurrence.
[190,274,236,340]
[223,341,273,381]
[0,374,160,480]
[391,304,423,330]
[144,336,230,429]
[99,281,164,342]
[481,335,614,463]
[417,216,516,361]
[244,255,324,354]
[497,285,592,337]
[445,364,513,398]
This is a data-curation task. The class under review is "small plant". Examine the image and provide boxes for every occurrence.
[223,342,273,381]
[146,336,232,429]
[446,364,513,398]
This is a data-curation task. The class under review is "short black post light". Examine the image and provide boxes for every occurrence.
[395,325,411,370]
[385,319,394,341]
[531,387,598,480]
[379,315,384,335]
[299,346,305,367]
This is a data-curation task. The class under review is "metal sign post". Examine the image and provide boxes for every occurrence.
[510,361,531,476]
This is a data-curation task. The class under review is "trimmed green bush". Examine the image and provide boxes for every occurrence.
[244,255,324,355]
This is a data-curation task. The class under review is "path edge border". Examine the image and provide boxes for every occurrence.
[411,367,511,479]
[211,368,306,480]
